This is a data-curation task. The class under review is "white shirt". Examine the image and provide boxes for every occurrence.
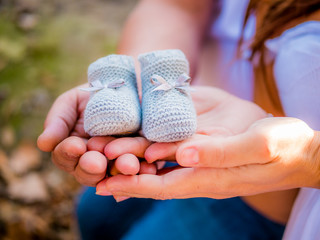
[267,22,320,240]
[210,1,320,239]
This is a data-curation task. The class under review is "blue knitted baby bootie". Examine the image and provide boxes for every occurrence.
[82,55,141,136]
[139,49,197,142]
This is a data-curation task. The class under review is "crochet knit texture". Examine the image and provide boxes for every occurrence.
[83,55,141,136]
[139,49,197,142]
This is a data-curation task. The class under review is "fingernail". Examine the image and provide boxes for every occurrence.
[115,196,130,202]
[95,190,112,196]
[181,148,199,165]
[96,180,112,196]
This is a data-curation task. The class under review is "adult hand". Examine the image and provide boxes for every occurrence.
[37,85,152,186]
[103,86,266,162]
[37,85,101,186]
[94,86,264,197]
[99,116,320,200]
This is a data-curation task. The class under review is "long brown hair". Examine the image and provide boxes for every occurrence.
[243,0,320,61]
[240,0,320,114]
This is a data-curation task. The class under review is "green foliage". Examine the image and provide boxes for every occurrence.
[0,7,117,142]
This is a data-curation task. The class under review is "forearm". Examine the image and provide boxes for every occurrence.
[117,0,214,76]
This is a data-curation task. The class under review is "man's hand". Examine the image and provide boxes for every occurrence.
[37,86,106,186]
[37,85,89,152]
[37,86,153,186]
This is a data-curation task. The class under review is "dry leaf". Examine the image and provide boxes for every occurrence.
[1,126,15,147]
[0,149,17,183]
[8,173,49,203]
[9,142,41,175]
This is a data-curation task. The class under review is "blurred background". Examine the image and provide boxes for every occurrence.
[0,0,136,239]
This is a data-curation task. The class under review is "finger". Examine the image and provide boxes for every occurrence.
[156,161,166,170]
[97,160,294,199]
[115,153,140,175]
[87,136,115,153]
[102,168,203,200]
[144,134,212,163]
[139,161,157,175]
[96,179,112,196]
[101,167,255,199]
[73,151,107,187]
[176,133,269,168]
[70,89,90,137]
[37,88,89,152]
[52,136,87,173]
[104,137,151,160]
[144,142,178,163]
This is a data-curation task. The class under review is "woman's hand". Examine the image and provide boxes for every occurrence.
[99,117,320,200]
[94,86,264,198]
[102,86,266,162]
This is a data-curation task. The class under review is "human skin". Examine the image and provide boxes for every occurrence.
[37,0,214,186]
[98,116,320,198]
[36,85,158,186]
[92,85,320,224]
[37,0,320,225]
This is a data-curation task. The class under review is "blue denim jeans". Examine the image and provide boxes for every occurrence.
[76,187,285,240]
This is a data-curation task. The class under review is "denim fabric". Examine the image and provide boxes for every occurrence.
[76,187,155,240]
[76,187,285,240]
[123,197,284,240]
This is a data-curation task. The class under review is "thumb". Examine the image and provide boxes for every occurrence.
[176,133,268,168]
[37,88,84,152]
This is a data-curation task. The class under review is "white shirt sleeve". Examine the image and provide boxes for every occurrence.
[266,21,320,240]
[269,24,320,130]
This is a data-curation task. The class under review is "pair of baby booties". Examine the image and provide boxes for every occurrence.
[82,49,197,143]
